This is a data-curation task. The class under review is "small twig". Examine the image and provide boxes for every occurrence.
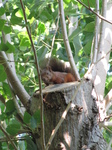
[76,0,112,25]
[41,40,51,49]
[87,0,90,8]
[8,81,24,120]
[0,123,18,150]
[107,137,112,150]
[105,89,112,110]
[104,126,112,134]
[104,113,112,121]
[0,136,26,142]
[0,94,5,105]
[85,49,112,78]
[19,0,45,149]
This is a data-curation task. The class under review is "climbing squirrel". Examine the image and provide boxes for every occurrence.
[40,57,77,85]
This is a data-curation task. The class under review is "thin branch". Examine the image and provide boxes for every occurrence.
[104,113,112,121]
[19,0,45,149]
[105,89,112,110]
[85,49,112,78]
[48,13,60,66]
[59,0,80,80]
[107,137,112,150]
[0,94,5,105]
[8,82,24,119]
[97,0,107,61]
[0,123,18,150]
[92,0,99,63]
[50,14,60,56]
[76,0,112,25]
[0,136,26,142]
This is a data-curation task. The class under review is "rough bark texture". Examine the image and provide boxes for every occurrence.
[33,81,107,150]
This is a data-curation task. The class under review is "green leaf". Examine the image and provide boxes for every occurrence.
[0,41,8,52]
[3,82,12,97]
[6,42,15,53]
[15,9,24,18]
[83,40,92,55]
[25,136,37,150]
[73,35,82,62]
[5,100,15,113]
[6,120,21,136]
[3,25,11,34]
[84,22,95,32]
[20,37,30,47]
[69,27,83,41]
[38,22,46,34]
[0,112,6,121]
[0,19,5,31]
[33,110,41,124]
[10,15,22,25]
[0,7,5,16]
[83,0,95,7]
[64,0,71,4]
[0,41,15,53]
[0,65,7,82]
[30,117,37,129]
[41,10,52,21]
[23,111,32,124]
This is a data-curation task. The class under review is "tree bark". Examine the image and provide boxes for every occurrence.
[34,81,107,150]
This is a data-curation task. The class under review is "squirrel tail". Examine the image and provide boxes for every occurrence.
[40,57,74,74]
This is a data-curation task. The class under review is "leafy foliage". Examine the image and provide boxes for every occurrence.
[0,0,111,149]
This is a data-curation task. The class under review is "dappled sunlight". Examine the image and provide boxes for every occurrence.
[64,132,71,147]
[94,75,101,85]
[62,110,67,119]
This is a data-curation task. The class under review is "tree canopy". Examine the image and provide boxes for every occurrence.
[0,0,112,149]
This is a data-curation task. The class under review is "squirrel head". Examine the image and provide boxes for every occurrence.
[41,67,53,85]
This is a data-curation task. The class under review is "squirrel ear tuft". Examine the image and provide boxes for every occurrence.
[47,66,52,72]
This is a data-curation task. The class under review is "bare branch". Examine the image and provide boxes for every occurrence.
[77,0,112,25]
[48,13,60,66]
[107,138,112,150]
[0,136,25,142]
[0,94,5,105]
[0,123,18,150]
[91,0,99,63]
[105,89,112,110]
[59,0,80,80]
[8,82,24,119]
[0,52,30,107]
[19,0,45,149]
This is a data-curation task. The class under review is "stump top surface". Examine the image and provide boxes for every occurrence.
[35,81,79,95]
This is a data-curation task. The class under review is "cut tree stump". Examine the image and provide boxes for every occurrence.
[32,80,107,150]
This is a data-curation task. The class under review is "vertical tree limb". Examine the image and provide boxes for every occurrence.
[92,0,99,63]
[59,0,80,80]
[19,0,45,149]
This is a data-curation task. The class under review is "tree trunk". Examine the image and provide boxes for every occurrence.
[34,80,107,150]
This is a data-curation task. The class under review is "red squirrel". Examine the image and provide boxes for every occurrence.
[40,57,77,85]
